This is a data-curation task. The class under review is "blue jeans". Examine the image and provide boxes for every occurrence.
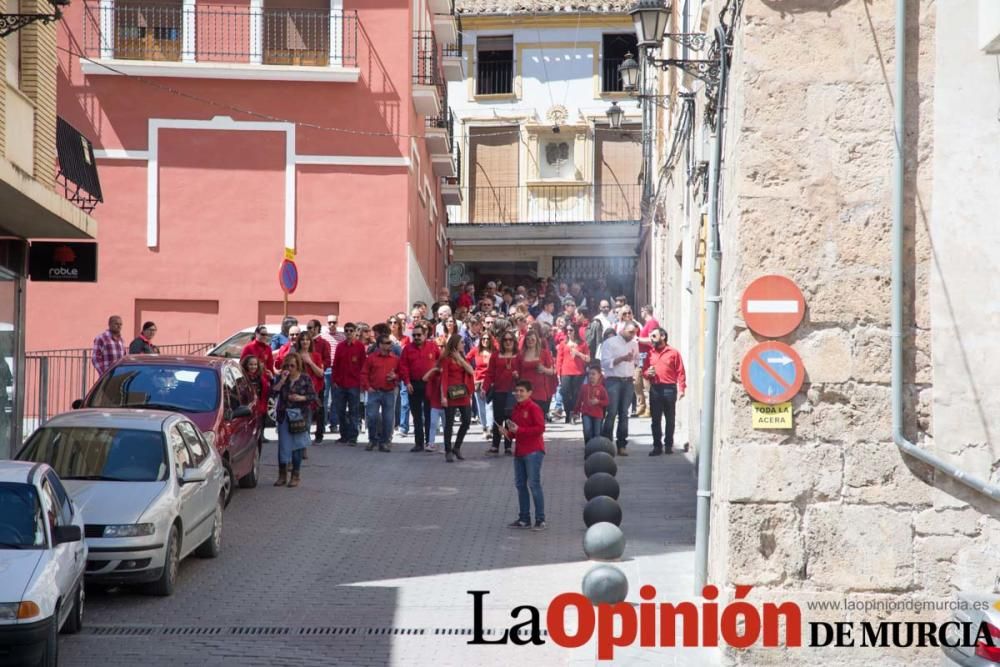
[277,419,309,471]
[582,415,603,442]
[474,389,493,434]
[325,371,338,429]
[552,384,564,413]
[428,408,444,446]
[333,386,360,441]
[514,451,545,523]
[603,377,633,448]
[397,383,410,433]
[366,389,396,446]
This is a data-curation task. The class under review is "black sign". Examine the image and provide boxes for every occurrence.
[29,242,98,282]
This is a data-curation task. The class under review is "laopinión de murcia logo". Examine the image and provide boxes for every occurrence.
[467,586,999,660]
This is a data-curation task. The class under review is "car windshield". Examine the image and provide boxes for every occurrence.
[85,365,220,413]
[0,482,46,549]
[209,332,254,359]
[19,427,168,482]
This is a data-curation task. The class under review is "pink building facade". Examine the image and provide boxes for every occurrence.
[27,0,460,350]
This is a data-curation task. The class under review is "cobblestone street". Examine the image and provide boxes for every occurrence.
[60,417,716,666]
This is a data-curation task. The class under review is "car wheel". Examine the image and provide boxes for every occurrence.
[41,613,58,666]
[195,496,223,558]
[221,459,234,507]
[61,582,84,634]
[266,396,277,427]
[238,443,261,489]
[146,525,179,597]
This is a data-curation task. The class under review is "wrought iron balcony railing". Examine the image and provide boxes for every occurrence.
[83,2,359,67]
[413,30,445,94]
[449,183,642,224]
[425,106,454,153]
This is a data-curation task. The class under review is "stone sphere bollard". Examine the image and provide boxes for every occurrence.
[584,472,620,501]
[583,522,626,560]
[584,436,616,459]
[583,495,622,527]
[584,451,618,478]
[582,564,629,605]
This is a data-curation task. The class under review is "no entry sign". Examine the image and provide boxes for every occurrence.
[278,259,298,294]
[741,275,805,338]
[741,341,805,404]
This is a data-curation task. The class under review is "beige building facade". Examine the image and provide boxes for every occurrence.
[647,0,999,663]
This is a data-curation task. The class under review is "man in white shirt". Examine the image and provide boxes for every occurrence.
[536,300,555,326]
[595,299,615,331]
[600,322,640,456]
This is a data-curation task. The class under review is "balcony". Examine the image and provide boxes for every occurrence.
[441,42,463,81]
[413,30,444,116]
[441,145,462,206]
[450,184,642,225]
[82,1,360,82]
[424,112,451,155]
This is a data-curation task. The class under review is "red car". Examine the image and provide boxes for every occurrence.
[75,355,261,505]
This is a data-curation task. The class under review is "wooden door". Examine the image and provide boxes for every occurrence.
[469,127,519,224]
[595,127,642,222]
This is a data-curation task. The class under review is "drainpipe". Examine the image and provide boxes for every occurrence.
[693,25,729,592]
[890,0,1000,501]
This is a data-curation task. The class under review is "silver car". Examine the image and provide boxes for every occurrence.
[17,409,226,596]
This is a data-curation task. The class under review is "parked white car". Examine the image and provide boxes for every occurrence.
[17,409,226,597]
[0,461,86,667]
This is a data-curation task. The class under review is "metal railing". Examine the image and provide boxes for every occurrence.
[83,2,359,67]
[602,55,626,93]
[450,183,642,224]
[476,58,513,96]
[425,106,454,153]
[413,30,446,104]
[22,342,214,434]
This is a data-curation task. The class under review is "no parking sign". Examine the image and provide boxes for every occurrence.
[740,341,804,405]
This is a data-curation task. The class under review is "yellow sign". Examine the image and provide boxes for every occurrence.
[284,247,296,261]
[752,402,792,429]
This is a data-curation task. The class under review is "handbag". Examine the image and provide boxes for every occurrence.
[447,384,469,400]
[285,406,309,434]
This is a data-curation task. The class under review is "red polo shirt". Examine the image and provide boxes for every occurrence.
[576,380,609,418]
[399,341,441,385]
[240,340,274,375]
[511,398,545,457]
[643,344,687,393]
[312,335,332,370]
[361,352,400,392]
[332,340,366,388]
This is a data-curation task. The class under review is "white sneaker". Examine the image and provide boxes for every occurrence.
[425,444,438,453]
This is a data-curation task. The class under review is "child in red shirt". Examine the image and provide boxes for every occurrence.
[576,363,609,443]
[502,380,546,531]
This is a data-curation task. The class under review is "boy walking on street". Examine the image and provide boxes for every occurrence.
[504,381,547,531]
[576,363,609,442]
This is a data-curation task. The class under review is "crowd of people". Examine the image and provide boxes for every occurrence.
[89,277,687,527]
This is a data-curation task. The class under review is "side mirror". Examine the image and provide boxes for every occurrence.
[71,399,83,410]
[179,468,207,485]
[231,405,252,419]
[53,525,82,544]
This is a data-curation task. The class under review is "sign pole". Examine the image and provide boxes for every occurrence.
[283,291,288,319]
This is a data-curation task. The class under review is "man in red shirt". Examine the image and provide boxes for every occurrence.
[306,320,332,442]
[399,324,440,452]
[634,305,661,418]
[361,335,401,452]
[643,328,686,455]
[240,325,274,378]
[503,380,547,531]
[332,323,366,445]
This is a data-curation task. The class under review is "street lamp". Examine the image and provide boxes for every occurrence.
[618,52,640,92]
[629,0,669,48]
[606,101,624,129]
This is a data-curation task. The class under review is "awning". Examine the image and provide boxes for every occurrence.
[56,118,103,213]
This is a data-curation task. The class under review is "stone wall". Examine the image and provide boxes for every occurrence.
[651,0,999,664]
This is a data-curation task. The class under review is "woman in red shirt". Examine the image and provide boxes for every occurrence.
[240,354,270,442]
[516,328,556,418]
[556,324,591,424]
[483,330,519,455]
[466,330,495,440]
[438,334,474,463]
